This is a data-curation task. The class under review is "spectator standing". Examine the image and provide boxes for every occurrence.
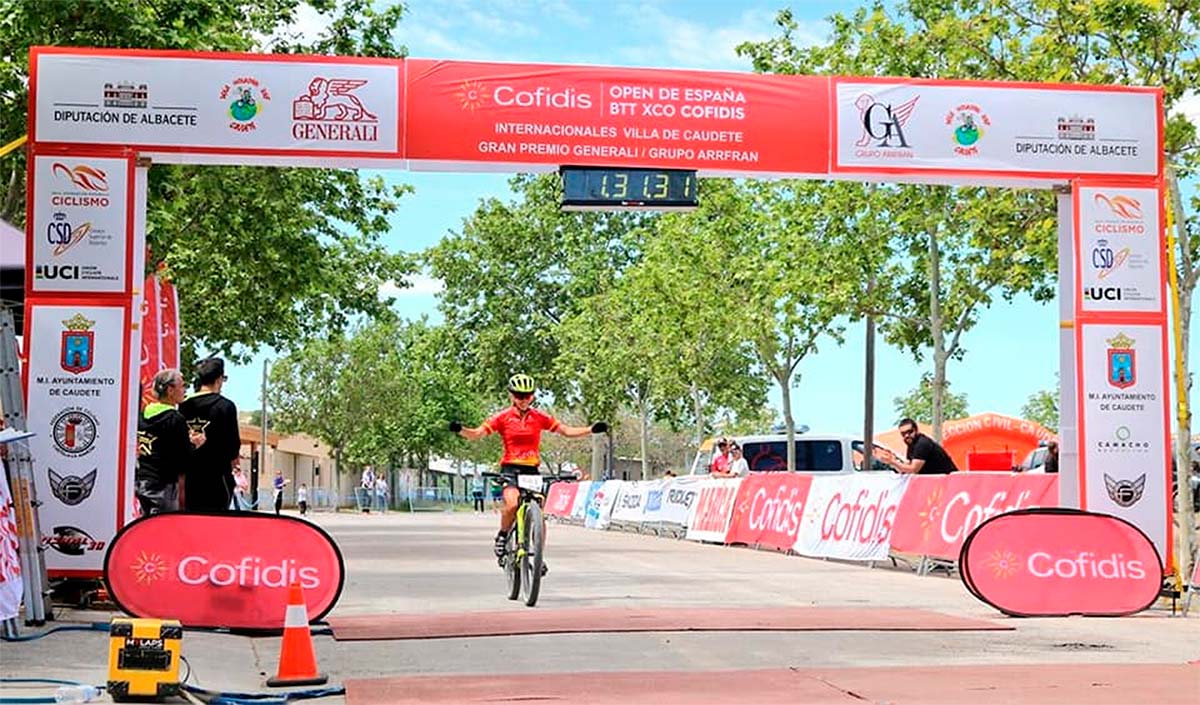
[374,475,389,513]
[710,438,731,475]
[727,443,749,477]
[137,369,204,515]
[883,418,959,474]
[358,467,375,513]
[471,474,485,513]
[297,482,309,516]
[272,470,289,515]
[1043,440,1059,474]
[231,466,251,510]
[180,358,240,511]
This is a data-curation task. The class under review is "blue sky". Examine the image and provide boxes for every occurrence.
[223,0,1199,440]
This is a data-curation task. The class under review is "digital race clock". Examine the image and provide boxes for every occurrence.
[560,167,698,211]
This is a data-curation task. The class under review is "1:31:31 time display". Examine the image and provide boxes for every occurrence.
[560,167,698,209]
[598,170,694,200]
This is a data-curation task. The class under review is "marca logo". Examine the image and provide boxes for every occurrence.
[691,485,738,534]
[960,509,1162,617]
[853,93,917,155]
[105,514,344,630]
[292,77,379,142]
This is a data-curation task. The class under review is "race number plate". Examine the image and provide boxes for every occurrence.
[517,474,543,491]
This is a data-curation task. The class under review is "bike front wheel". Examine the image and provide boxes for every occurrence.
[505,528,521,600]
[520,500,545,607]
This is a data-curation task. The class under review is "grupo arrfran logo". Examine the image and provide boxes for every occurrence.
[960,508,1161,617]
[104,513,344,630]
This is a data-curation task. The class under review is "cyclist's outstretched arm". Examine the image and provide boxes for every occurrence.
[450,421,490,441]
[555,422,607,439]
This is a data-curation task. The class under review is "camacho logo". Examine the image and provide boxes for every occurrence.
[1104,473,1146,508]
[131,551,168,585]
[946,103,990,156]
[853,93,918,154]
[1106,332,1136,389]
[220,77,270,132]
[292,78,379,142]
[60,313,95,375]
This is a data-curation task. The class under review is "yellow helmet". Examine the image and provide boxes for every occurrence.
[507,373,536,394]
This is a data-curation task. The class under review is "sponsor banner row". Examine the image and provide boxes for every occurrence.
[33,49,1161,179]
[553,473,1061,562]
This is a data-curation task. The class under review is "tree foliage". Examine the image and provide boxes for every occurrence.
[1,0,415,362]
[893,372,969,425]
[1021,386,1059,433]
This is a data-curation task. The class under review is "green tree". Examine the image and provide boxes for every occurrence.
[1022,386,1059,433]
[893,372,969,426]
[1,0,414,362]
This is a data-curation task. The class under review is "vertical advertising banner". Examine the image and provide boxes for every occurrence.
[1076,321,1170,562]
[794,474,910,561]
[25,303,130,573]
[29,154,132,294]
[1075,185,1164,315]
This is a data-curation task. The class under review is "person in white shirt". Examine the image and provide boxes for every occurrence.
[296,482,309,516]
[374,476,389,513]
[728,443,749,477]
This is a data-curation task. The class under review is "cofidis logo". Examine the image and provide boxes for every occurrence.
[105,513,344,630]
[960,509,1161,617]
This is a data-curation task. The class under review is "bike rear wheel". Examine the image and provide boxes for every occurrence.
[505,527,521,600]
[520,500,545,607]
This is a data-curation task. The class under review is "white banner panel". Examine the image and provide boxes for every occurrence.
[1076,185,1163,314]
[685,477,742,542]
[648,476,703,527]
[1077,322,1170,560]
[584,480,622,529]
[835,82,1157,178]
[610,480,664,523]
[26,304,129,572]
[795,474,910,561]
[568,481,592,521]
[30,155,131,294]
[35,52,400,156]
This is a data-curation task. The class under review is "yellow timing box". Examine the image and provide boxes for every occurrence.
[106,618,182,701]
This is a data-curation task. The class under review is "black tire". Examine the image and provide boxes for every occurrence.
[521,500,545,607]
[505,529,521,600]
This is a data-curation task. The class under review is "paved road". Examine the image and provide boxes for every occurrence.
[1,509,1196,702]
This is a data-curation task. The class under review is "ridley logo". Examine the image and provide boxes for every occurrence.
[853,93,918,149]
[1094,193,1143,220]
[52,163,109,192]
[48,468,97,506]
[1104,473,1146,507]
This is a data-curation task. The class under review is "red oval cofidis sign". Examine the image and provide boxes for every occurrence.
[104,513,344,631]
[959,508,1162,617]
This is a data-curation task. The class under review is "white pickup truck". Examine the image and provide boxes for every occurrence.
[688,433,895,476]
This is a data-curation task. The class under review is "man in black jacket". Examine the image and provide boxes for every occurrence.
[137,369,204,514]
[180,358,241,511]
[883,417,959,475]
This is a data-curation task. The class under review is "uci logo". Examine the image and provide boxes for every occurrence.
[1083,287,1121,301]
[35,264,80,280]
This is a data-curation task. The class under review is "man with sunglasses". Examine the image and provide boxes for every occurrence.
[451,374,606,559]
[883,417,958,475]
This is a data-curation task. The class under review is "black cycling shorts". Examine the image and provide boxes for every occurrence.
[498,463,541,486]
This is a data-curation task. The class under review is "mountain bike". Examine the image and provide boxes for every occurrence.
[483,471,554,607]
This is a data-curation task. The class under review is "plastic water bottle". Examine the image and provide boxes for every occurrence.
[53,685,101,704]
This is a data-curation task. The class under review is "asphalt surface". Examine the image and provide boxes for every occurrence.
[1,509,1196,703]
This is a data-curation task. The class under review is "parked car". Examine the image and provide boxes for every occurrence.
[689,434,894,476]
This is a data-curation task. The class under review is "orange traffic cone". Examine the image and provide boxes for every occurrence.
[266,582,327,687]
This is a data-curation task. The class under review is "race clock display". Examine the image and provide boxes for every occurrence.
[560,167,698,210]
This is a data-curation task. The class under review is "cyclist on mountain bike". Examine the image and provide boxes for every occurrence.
[450,373,606,559]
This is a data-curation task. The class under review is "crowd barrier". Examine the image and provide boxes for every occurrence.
[544,472,1059,571]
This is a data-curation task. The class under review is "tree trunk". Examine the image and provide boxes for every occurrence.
[638,394,650,481]
[691,383,705,472]
[864,308,876,472]
[1167,169,1196,578]
[928,228,947,443]
[778,367,796,473]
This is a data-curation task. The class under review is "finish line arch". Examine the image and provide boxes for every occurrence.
[20,46,1171,577]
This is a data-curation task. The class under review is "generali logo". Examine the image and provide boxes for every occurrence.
[105,513,344,630]
[960,509,1162,617]
[292,77,379,142]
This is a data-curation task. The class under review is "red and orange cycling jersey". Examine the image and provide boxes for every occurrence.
[483,406,560,466]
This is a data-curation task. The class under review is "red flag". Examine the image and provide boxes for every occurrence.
[159,279,180,369]
[139,275,161,407]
